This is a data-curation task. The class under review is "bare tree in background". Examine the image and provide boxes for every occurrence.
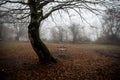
[0,11,5,40]
[0,23,4,40]
[0,13,28,41]
[56,26,66,43]
[0,0,118,64]
[50,27,60,42]
[13,21,28,41]
[51,26,67,43]
[98,5,120,44]
[69,23,91,43]
[69,23,80,43]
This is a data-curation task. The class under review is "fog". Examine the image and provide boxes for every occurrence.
[0,0,120,44]
[0,1,120,79]
[39,7,104,41]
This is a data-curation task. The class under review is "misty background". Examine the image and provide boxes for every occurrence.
[0,0,120,44]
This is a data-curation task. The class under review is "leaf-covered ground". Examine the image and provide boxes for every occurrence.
[0,41,120,80]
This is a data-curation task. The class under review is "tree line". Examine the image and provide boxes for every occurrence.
[0,0,120,63]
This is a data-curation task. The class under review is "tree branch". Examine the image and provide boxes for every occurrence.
[0,0,28,6]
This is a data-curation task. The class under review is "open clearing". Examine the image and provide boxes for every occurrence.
[0,41,120,80]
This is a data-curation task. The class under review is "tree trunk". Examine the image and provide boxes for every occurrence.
[28,22,57,64]
[15,33,19,41]
[28,0,57,64]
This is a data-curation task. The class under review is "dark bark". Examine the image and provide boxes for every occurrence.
[28,21,57,64]
[15,33,19,41]
[28,0,57,64]
[0,24,4,40]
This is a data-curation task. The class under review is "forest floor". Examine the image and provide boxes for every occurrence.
[0,41,120,80]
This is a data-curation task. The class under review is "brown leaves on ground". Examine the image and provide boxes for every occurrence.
[0,41,120,80]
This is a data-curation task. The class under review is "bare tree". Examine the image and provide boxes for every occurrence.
[0,11,5,40]
[50,27,59,42]
[69,23,80,43]
[0,23,4,40]
[0,25,15,40]
[13,21,28,41]
[0,0,117,64]
[99,5,120,43]
[51,26,66,43]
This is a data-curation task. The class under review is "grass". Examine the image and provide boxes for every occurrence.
[0,41,120,80]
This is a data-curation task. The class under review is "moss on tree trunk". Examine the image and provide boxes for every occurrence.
[28,22,57,64]
[27,0,57,64]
